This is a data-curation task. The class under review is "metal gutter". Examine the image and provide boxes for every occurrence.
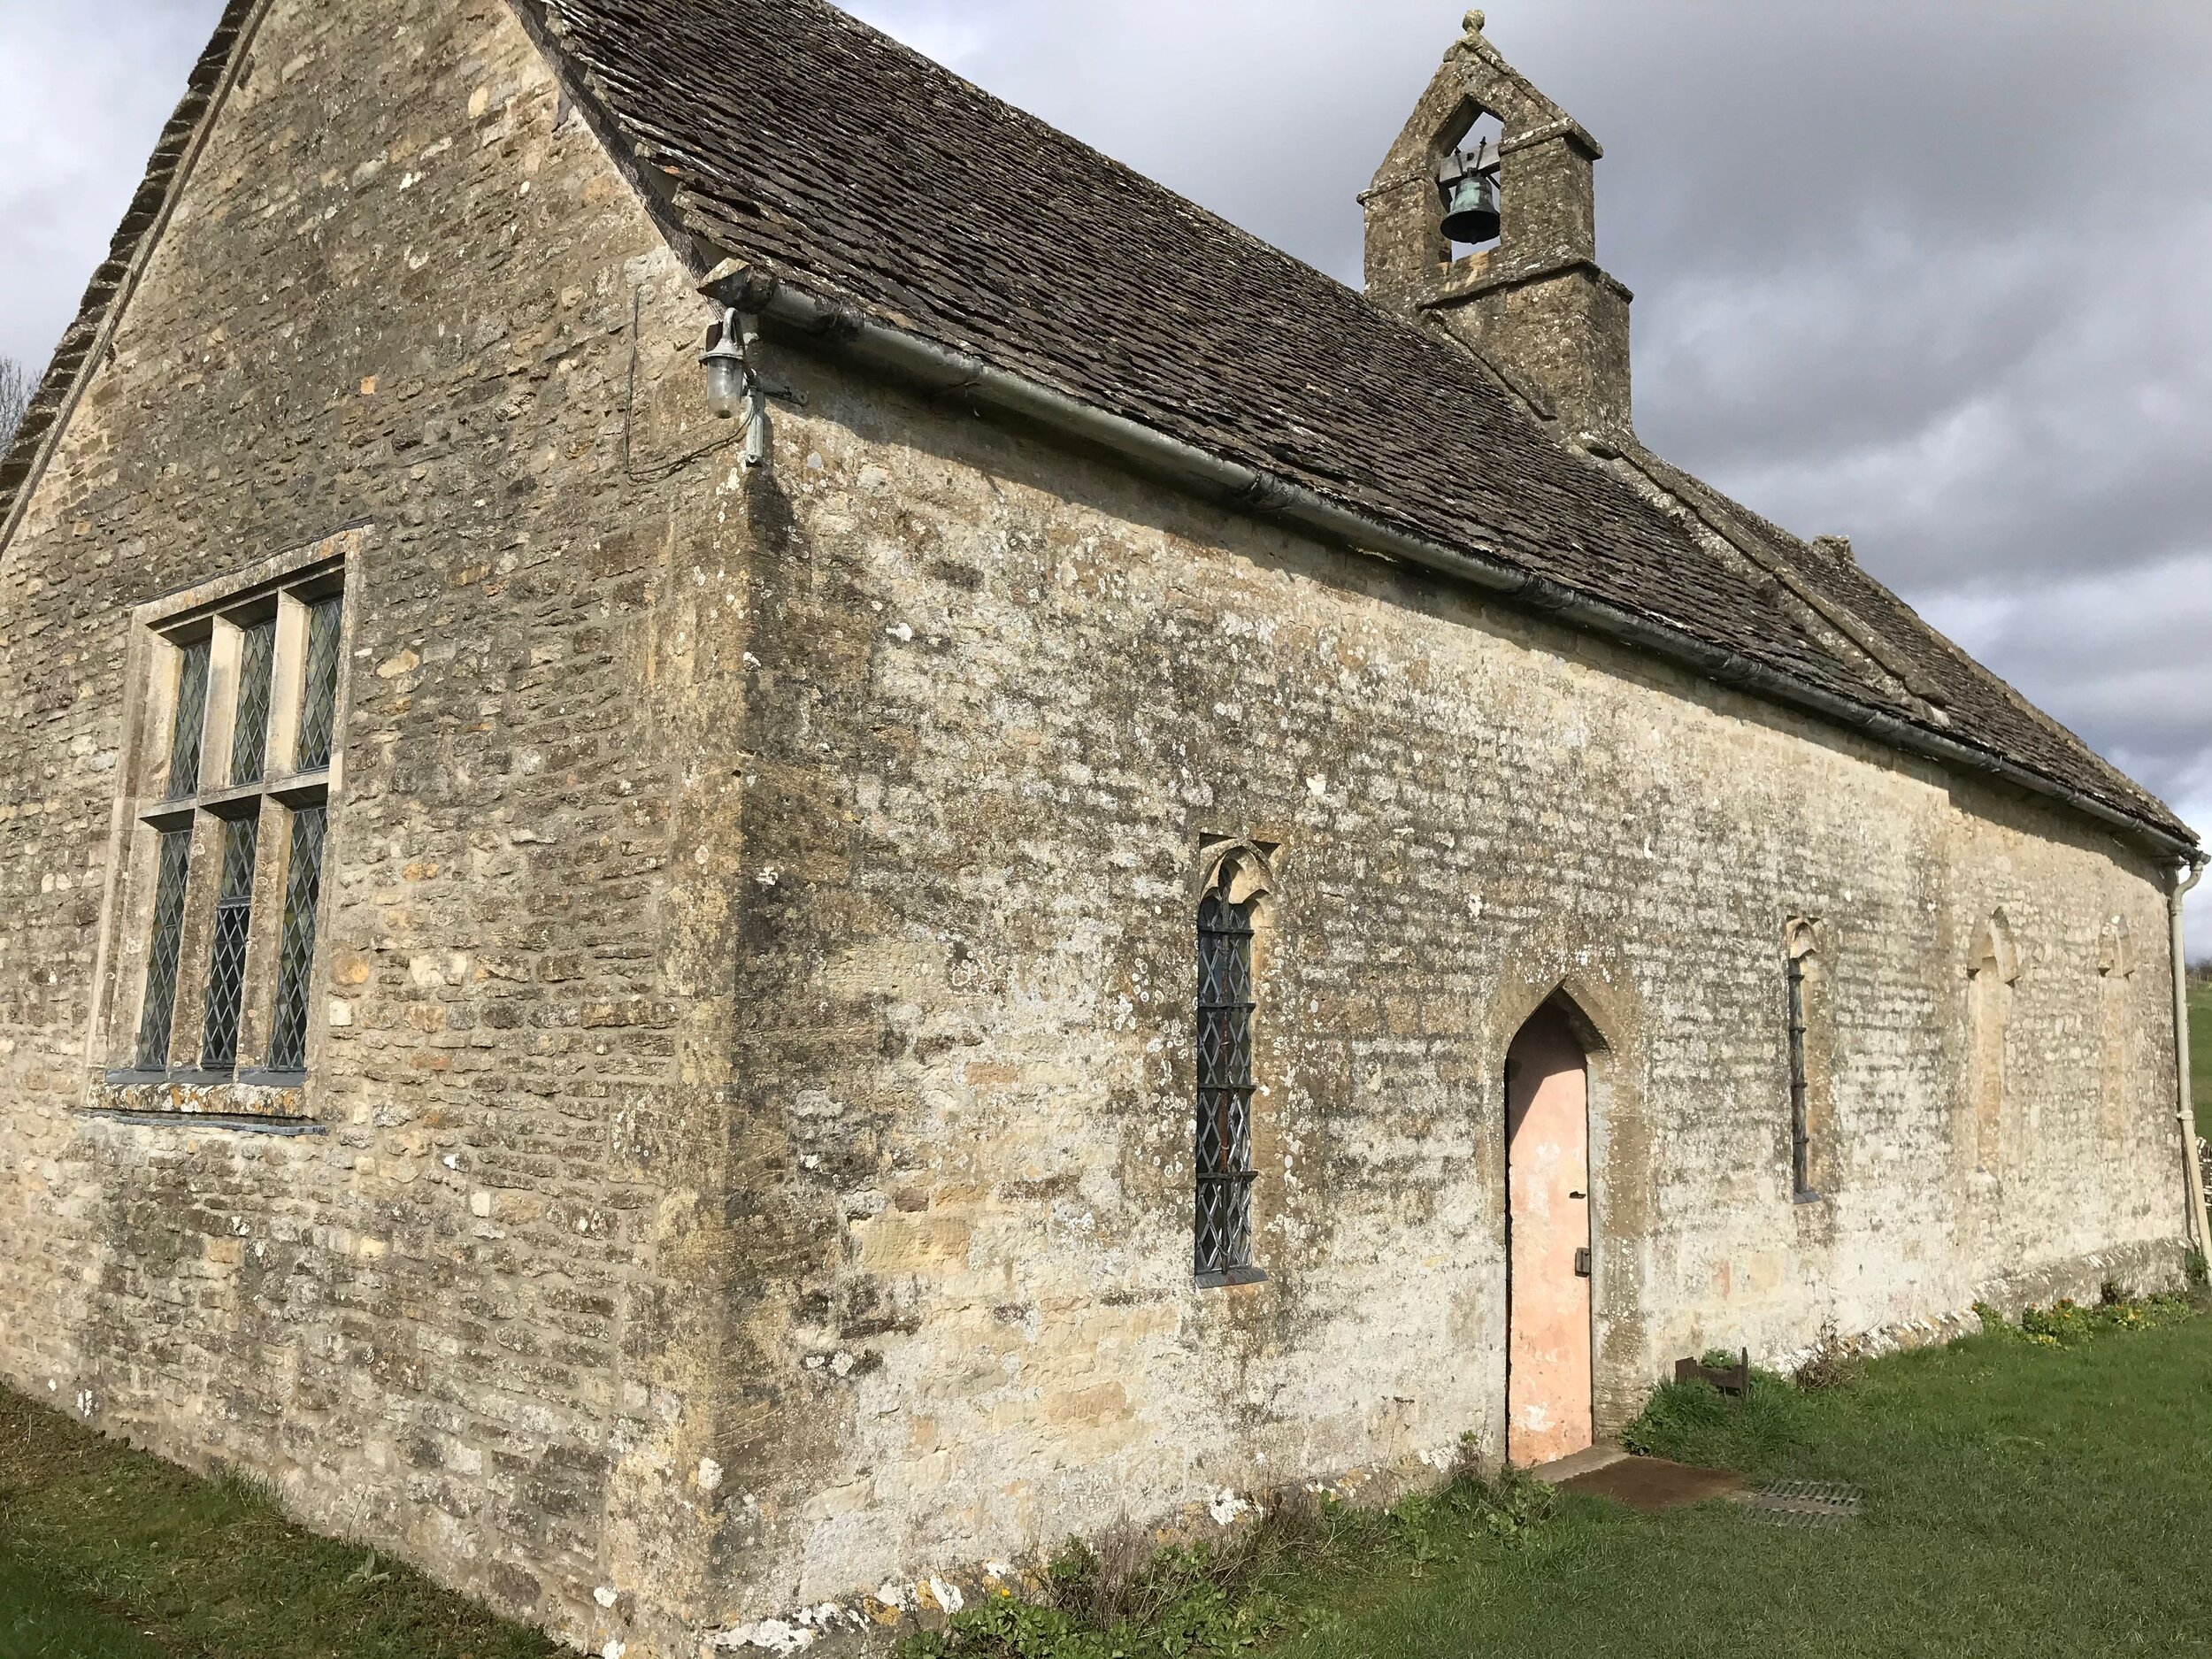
[700,261,2198,864]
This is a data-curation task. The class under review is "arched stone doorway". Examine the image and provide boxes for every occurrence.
[1505,1001,1594,1466]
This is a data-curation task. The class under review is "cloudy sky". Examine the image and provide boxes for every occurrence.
[3,1,2207,951]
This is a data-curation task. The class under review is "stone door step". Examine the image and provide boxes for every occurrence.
[1554,1452,1744,1512]
[1525,1443,1629,1484]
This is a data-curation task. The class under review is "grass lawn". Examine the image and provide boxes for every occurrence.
[1258,1303,2212,1659]
[0,1386,556,1659]
[916,1296,2212,1659]
[11,1299,2212,1658]
[2193,979,2209,1106]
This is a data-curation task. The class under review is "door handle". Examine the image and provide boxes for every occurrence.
[1574,1248,1591,1278]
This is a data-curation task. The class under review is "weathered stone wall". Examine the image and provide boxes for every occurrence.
[0,3,767,1652]
[0,2,2190,1655]
[705,347,2185,1620]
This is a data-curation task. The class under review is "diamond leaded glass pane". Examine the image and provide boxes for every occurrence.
[1788,954,1810,1195]
[295,595,343,772]
[266,805,327,1072]
[1194,889,1258,1278]
[230,618,277,784]
[166,638,211,798]
[198,814,260,1072]
[134,828,195,1070]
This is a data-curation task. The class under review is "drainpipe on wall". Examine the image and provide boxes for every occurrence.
[2172,856,2209,1259]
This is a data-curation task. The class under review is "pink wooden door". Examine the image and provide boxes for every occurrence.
[1506,1006,1593,1467]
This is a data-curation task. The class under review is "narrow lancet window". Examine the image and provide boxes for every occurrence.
[134,828,195,1070]
[1786,949,1812,1197]
[199,814,260,1071]
[166,638,211,798]
[267,805,328,1073]
[1194,866,1261,1283]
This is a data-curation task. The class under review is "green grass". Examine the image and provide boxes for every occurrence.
[1259,1300,2212,1659]
[2192,979,2209,1107]
[13,1294,2212,1659]
[0,1386,557,1659]
[914,1297,2212,1659]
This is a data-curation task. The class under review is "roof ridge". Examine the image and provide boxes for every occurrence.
[553,0,1372,311]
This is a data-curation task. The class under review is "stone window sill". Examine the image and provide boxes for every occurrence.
[90,1072,314,1126]
[1194,1266,1270,1291]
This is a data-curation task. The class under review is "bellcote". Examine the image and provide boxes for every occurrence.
[1363,11,1633,438]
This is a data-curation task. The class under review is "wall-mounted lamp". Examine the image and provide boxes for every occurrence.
[698,307,802,467]
[700,309,753,421]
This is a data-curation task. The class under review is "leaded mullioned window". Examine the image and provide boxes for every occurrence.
[118,564,349,1087]
[296,595,343,772]
[166,640,211,799]
[1786,949,1811,1196]
[1194,879,1260,1284]
[230,618,277,785]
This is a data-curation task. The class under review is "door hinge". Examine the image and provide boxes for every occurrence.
[1574,1248,1592,1278]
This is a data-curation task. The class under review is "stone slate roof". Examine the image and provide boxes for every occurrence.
[2,0,2189,849]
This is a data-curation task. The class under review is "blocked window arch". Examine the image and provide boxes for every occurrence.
[1967,910,2021,1172]
[2099,917,2135,1142]
[1193,841,1276,1288]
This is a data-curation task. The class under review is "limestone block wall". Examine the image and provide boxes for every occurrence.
[705,349,2188,1613]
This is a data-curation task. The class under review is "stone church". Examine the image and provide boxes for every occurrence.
[0,0,2201,1652]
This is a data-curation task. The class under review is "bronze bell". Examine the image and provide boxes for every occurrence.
[1438,142,1502,244]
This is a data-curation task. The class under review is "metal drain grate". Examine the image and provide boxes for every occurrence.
[1744,1480,1862,1528]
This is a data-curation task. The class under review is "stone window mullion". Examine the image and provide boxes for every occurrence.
[265,592,311,782]
[196,618,246,799]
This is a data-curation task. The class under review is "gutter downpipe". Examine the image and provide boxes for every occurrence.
[2173,857,2209,1259]
[701,263,2200,869]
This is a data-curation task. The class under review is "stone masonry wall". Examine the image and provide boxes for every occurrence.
[0,3,772,1652]
[703,344,2187,1618]
[0,0,2191,1654]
